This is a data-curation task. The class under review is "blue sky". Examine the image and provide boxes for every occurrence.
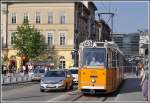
[94,1,148,33]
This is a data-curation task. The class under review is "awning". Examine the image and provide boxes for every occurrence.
[26,61,54,66]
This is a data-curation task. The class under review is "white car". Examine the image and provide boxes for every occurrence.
[29,68,45,81]
[69,67,78,84]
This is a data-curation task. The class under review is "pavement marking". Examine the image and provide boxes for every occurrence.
[47,93,69,101]
[71,93,83,101]
[47,89,81,101]
[68,90,81,95]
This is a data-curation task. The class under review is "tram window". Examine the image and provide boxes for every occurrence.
[83,48,106,67]
[107,49,111,69]
[117,53,119,68]
[112,51,117,68]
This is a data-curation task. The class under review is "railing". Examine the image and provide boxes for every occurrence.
[2,73,32,85]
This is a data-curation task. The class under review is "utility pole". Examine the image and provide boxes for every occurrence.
[98,13,115,38]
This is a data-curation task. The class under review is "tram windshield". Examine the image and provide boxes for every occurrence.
[83,48,106,67]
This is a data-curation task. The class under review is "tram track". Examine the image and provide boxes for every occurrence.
[68,89,120,102]
[101,96,108,101]
[71,93,83,101]
[70,93,109,101]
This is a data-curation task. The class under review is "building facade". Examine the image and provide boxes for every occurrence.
[1,2,97,70]
[139,30,149,57]
[123,33,140,58]
[112,33,124,52]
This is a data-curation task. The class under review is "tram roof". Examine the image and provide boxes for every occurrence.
[80,40,124,55]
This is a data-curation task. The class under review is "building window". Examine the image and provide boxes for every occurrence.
[60,12,66,24]
[60,32,66,45]
[12,13,16,24]
[59,56,65,69]
[11,33,15,44]
[36,12,40,24]
[23,13,28,23]
[48,32,53,45]
[48,12,53,24]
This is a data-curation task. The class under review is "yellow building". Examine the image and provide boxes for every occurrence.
[1,1,97,70]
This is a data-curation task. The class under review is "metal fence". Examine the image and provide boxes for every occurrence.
[2,74,32,85]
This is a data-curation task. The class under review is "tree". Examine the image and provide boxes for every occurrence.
[35,46,59,69]
[47,46,59,69]
[2,54,9,65]
[13,20,47,61]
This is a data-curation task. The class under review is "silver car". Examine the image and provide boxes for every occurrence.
[40,69,73,92]
[29,68,45,81]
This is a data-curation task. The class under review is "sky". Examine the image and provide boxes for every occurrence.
[94,1,149,34]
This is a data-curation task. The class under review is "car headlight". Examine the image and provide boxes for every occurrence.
[40,80,44,84]
[91,79,96,83]
[58,80,64,84]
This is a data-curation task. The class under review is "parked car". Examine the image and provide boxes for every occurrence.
[40,69,73,92]
[69,67,78,84]
[29,67,45,81]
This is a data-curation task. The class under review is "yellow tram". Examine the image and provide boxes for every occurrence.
[78,40,124,94]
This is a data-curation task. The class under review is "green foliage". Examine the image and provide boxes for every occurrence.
[13,21,47,60]
[47,46,59,69]
[34,46,59,69]
[2,55,9,65]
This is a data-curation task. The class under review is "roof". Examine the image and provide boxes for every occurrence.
[89,2,97,10]
[26,61,54,66]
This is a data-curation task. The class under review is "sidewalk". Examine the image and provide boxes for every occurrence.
[115,73,145,101]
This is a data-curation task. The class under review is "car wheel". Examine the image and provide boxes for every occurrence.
[40,89,44,92]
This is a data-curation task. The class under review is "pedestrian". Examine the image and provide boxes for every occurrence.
[138,63,148,101]
[28,64,33,72]
[23,65,26,75]
[44,66,48,72]
[25,65,29,74]
[3,65,7,76]
[8,65,13,77]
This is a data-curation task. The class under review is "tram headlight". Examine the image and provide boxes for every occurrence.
[91,79,96,83]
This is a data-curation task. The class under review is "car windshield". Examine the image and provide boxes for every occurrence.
[32,69,38,73]
[69,69,78,74]
[45,71,65,77]
[39,69,45,73]
[83,48,106,66]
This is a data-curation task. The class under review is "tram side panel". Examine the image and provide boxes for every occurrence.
[106,69,114,93]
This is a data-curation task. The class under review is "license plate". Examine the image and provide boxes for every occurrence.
[47,84,56,87]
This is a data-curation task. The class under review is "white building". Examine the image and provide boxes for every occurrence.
[139,30,149,56]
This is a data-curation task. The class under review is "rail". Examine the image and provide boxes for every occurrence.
[2,74,32,85]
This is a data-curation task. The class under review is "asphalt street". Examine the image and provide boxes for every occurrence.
[2,73,146,102]
[2,83,70,101]
[2,82,117,102]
